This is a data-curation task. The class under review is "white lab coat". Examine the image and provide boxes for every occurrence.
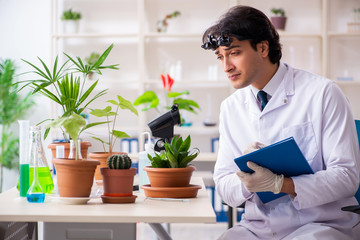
[214,63,360,239]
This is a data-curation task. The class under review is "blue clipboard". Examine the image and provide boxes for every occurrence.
[234,137,314,203]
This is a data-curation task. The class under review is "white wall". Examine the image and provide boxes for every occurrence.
[0,0,52,192]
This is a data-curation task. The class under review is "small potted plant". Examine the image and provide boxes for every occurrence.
[48,114,100,197]
[270,7,287,30]
[85,52,100,80]
[142,135,201,198]
[87,95,138,181]
[100,154,137,203]
[144,135,199,187]
[61,8,82,34]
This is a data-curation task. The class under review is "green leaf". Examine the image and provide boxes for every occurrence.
[112,130,130,139]
[47,114,86,143]
[178,135,191,153]
[89,106,113,117]
[168,90,189,98]
[80,121,110,134]
[115,95,138,116]
[133,91,159,111]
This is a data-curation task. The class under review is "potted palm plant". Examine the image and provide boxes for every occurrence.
[18,44,119,197]
[87,95,138,181]
[141,135,201,198]
[100,153,137,203]
[19,44,118,159]
[270,8,287,30]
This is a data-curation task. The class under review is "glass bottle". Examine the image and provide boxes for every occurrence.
[27,126,54,194]
[68,139,82,159]
[27,148,45,203]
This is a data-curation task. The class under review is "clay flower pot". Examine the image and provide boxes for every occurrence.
[271,16,287,30]
[53,158,100,197]
[88,152,126,181]
[48,141,92,159]
[101,167,137,197]
[144,165,196,187]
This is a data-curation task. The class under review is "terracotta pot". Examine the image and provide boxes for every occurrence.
[271,16,287,30]
[53,158,100,197]
[144,166,196,187]
[48,141,92,159]
[88,152,127,181]
[101,167,137,197]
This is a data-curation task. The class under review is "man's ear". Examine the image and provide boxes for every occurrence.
[257,41,269,57]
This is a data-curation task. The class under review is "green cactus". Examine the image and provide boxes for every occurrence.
[107,154,132,169]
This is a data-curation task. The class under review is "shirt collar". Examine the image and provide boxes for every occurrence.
[250,62,287,100]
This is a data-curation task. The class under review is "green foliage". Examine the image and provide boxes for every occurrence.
[61,9,82,21]
[85,52,100,66]
[107,154,132,169]
[271,8,285,17]
[18,44,119,141]
[134,90,200,115]
[148,135,199,168]
[0,59,34,192]
[89,95,138,154]
[47,114,86,160]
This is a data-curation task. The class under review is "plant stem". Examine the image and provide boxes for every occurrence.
[107,115,112,153]
[110,105,120,153]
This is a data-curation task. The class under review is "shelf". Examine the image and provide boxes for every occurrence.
[145,32,202,38]
[174,125,219,136]
[144,80,230,88]
[335,80,360,86]
[52,33,138,39]
[278,31,322,38]
[327,32,360,37]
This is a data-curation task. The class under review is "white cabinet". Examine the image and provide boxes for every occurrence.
[51,0,234,154]
[51,0,360,155]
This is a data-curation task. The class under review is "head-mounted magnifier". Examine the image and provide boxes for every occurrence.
[201,33,249,50]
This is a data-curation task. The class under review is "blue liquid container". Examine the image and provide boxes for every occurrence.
[27,193,45,203]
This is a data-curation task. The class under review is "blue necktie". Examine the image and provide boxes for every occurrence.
[257,90,268,111]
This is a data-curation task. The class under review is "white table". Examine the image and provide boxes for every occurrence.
[0,177,216,240]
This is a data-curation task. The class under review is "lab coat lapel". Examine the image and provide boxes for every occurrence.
[261,65,295,115]
[245,87,262,115]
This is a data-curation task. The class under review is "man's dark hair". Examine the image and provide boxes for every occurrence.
[202,6,282,64]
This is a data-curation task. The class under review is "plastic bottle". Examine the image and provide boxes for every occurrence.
[138,132,155,192]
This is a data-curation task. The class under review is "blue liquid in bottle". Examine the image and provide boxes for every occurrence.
[27,193,45,203]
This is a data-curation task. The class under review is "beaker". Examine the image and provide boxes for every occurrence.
[27,126,46,203]
[27,157,45,203]
[28,126,54,194]
[18,120,30,197]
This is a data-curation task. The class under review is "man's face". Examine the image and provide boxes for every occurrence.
[215,39,266,89]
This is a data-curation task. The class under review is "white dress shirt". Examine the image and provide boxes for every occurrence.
[214,62,360,238]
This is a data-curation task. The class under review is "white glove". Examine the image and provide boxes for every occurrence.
[236,161,284,194]
[243,142,267,155]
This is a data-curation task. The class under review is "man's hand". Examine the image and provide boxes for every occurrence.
[236,161,284,194]
[243,142,267,155]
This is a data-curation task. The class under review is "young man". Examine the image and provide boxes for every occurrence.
[202,6,360,239]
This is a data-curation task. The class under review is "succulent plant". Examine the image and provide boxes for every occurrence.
[107,154,132,169]
[147,135,199,168]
